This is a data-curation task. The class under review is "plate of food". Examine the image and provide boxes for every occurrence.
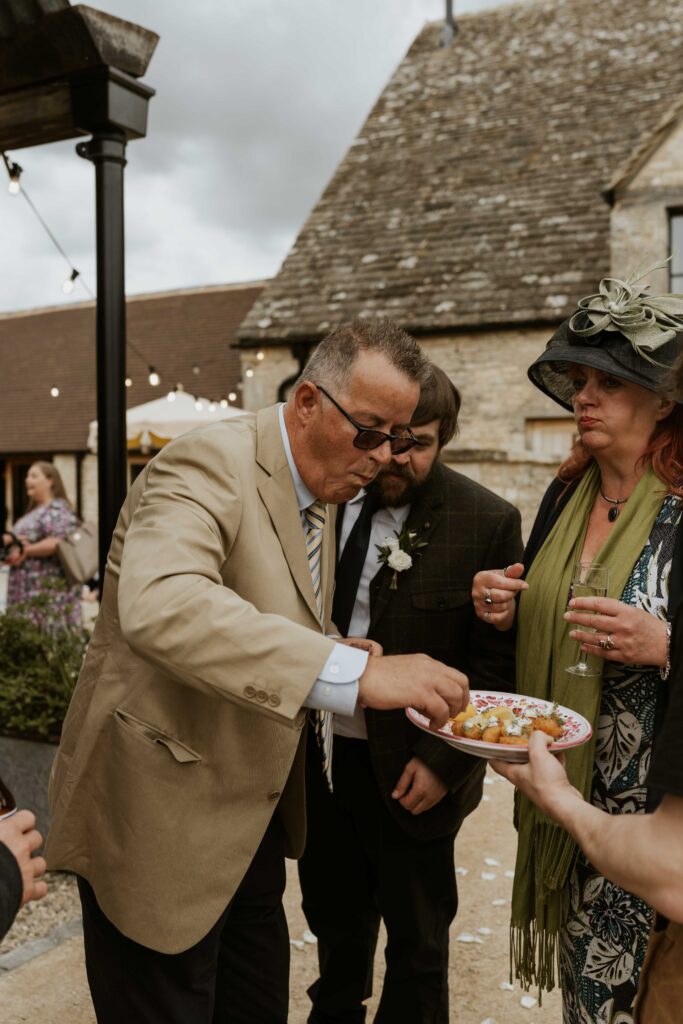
[406,690,592,763]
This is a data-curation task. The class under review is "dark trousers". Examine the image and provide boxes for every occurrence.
[299,735,458,1024]
[78,815,289,1024]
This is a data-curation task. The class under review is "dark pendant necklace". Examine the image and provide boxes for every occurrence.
[600,486,628,522]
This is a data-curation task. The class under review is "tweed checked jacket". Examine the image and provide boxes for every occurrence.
[352,462,523,840]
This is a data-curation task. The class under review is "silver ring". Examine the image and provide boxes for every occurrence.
[485,609,491,621]
[484,588,493,605]
[503,566,510,578]
[604,634,615,651]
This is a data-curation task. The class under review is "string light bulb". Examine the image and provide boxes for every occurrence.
[192,364,200,375]
[3,154,22,195]
[194,398,203,411]
[148,366,160,387]
[209,401,217,412]
[125,377,132,388]
[257,351,265,361]
[50,386,60,398]
[220,397,229,408]
[166,388,177,402]
[228,391,237,402]
[245,368,254,378]
[62,269,80,294]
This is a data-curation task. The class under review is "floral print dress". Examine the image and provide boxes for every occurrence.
[6,498,82,630]
[560,494,681,1024]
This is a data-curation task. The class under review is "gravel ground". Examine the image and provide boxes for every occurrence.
[0,873,79,957]
[0,767,562,1023]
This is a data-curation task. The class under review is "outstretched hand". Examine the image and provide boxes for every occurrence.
[358,653,469,730]
[491,731,582,824]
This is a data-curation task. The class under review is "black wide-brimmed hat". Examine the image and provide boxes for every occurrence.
[528,262,683,411]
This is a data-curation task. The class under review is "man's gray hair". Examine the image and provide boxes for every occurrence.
[295,318,430,394]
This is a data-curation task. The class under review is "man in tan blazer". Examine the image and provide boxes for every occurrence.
[45,319,469,1024]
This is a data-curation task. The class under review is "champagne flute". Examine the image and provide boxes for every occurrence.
[565,562,610,676]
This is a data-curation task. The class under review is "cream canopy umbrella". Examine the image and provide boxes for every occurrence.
[87,391,246,452]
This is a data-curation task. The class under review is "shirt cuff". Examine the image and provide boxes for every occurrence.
[303,643,367,715]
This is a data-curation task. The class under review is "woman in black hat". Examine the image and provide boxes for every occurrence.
[472,263,683,1023]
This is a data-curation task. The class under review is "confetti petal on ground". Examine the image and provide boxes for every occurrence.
[302,930,317,944]
[290,939,305,950]
[481,871,497,880]
[455,866,469,876]
[484,857,501,866]
[520,995,538,1008]
[456,932,484,944]
[499,981,515,991]
[492,898,509,906]
[477,927,493,935]
[482,794,491,802]
[504,870,515,878]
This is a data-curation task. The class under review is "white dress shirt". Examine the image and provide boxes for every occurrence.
[333,490,408,739]
[278,404,366,715]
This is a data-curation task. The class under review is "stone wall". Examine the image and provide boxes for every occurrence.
[611,118,683,282]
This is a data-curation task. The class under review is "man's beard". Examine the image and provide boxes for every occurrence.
[366,461,437,509]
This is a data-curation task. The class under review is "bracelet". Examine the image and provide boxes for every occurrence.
[660,620,672,681]
[7,532,24,554]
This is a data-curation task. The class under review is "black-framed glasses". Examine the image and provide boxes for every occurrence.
[317,385,417,454]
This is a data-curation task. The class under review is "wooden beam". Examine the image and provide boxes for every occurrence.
[0,78,85,150]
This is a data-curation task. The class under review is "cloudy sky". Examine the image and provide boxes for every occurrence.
[0,0,508,313]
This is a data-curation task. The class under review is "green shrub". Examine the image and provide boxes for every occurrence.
[0,596,88,742]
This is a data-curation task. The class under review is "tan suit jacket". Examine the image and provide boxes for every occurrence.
[45,406,337,953]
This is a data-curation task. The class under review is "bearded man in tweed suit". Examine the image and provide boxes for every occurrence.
[299,363,524,1024]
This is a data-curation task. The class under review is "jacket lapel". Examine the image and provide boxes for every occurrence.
[255,406,323,624]
[368,467,446,633]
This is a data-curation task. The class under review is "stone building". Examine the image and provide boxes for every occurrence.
[0,282,263,528]
[236,0,683,531]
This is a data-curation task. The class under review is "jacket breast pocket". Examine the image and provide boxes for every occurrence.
[113,708,202,765]
[410,589,471,612]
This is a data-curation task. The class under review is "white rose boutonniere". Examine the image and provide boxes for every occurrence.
[376,526,428,590]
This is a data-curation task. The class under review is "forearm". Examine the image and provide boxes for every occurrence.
[23,538,59,558]
[552,792,683,921]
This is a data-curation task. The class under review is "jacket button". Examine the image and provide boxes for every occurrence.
[244,685,256,698]
[255,690,268,703]
[267,790,281,801]
[268,694,281,707]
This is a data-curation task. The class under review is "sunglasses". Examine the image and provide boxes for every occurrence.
[317,386,417,455]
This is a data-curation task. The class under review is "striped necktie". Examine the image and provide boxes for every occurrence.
[304,500,333,789]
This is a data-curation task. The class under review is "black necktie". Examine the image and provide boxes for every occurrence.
[332,491,382,637]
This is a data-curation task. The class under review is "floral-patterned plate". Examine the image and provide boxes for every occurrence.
[406,690,593,764]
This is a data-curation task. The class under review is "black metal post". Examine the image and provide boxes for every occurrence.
[76,131,128,589]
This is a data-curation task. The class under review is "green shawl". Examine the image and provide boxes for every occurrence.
[511,462,665,992]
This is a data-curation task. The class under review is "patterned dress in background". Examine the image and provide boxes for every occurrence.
[6,498,82,630]
[560,494,681,1024]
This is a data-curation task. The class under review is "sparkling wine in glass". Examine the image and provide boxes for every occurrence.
[565,562,609,677]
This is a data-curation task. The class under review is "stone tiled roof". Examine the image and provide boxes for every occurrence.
[1,282,263,453]
[239,0,683,343]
